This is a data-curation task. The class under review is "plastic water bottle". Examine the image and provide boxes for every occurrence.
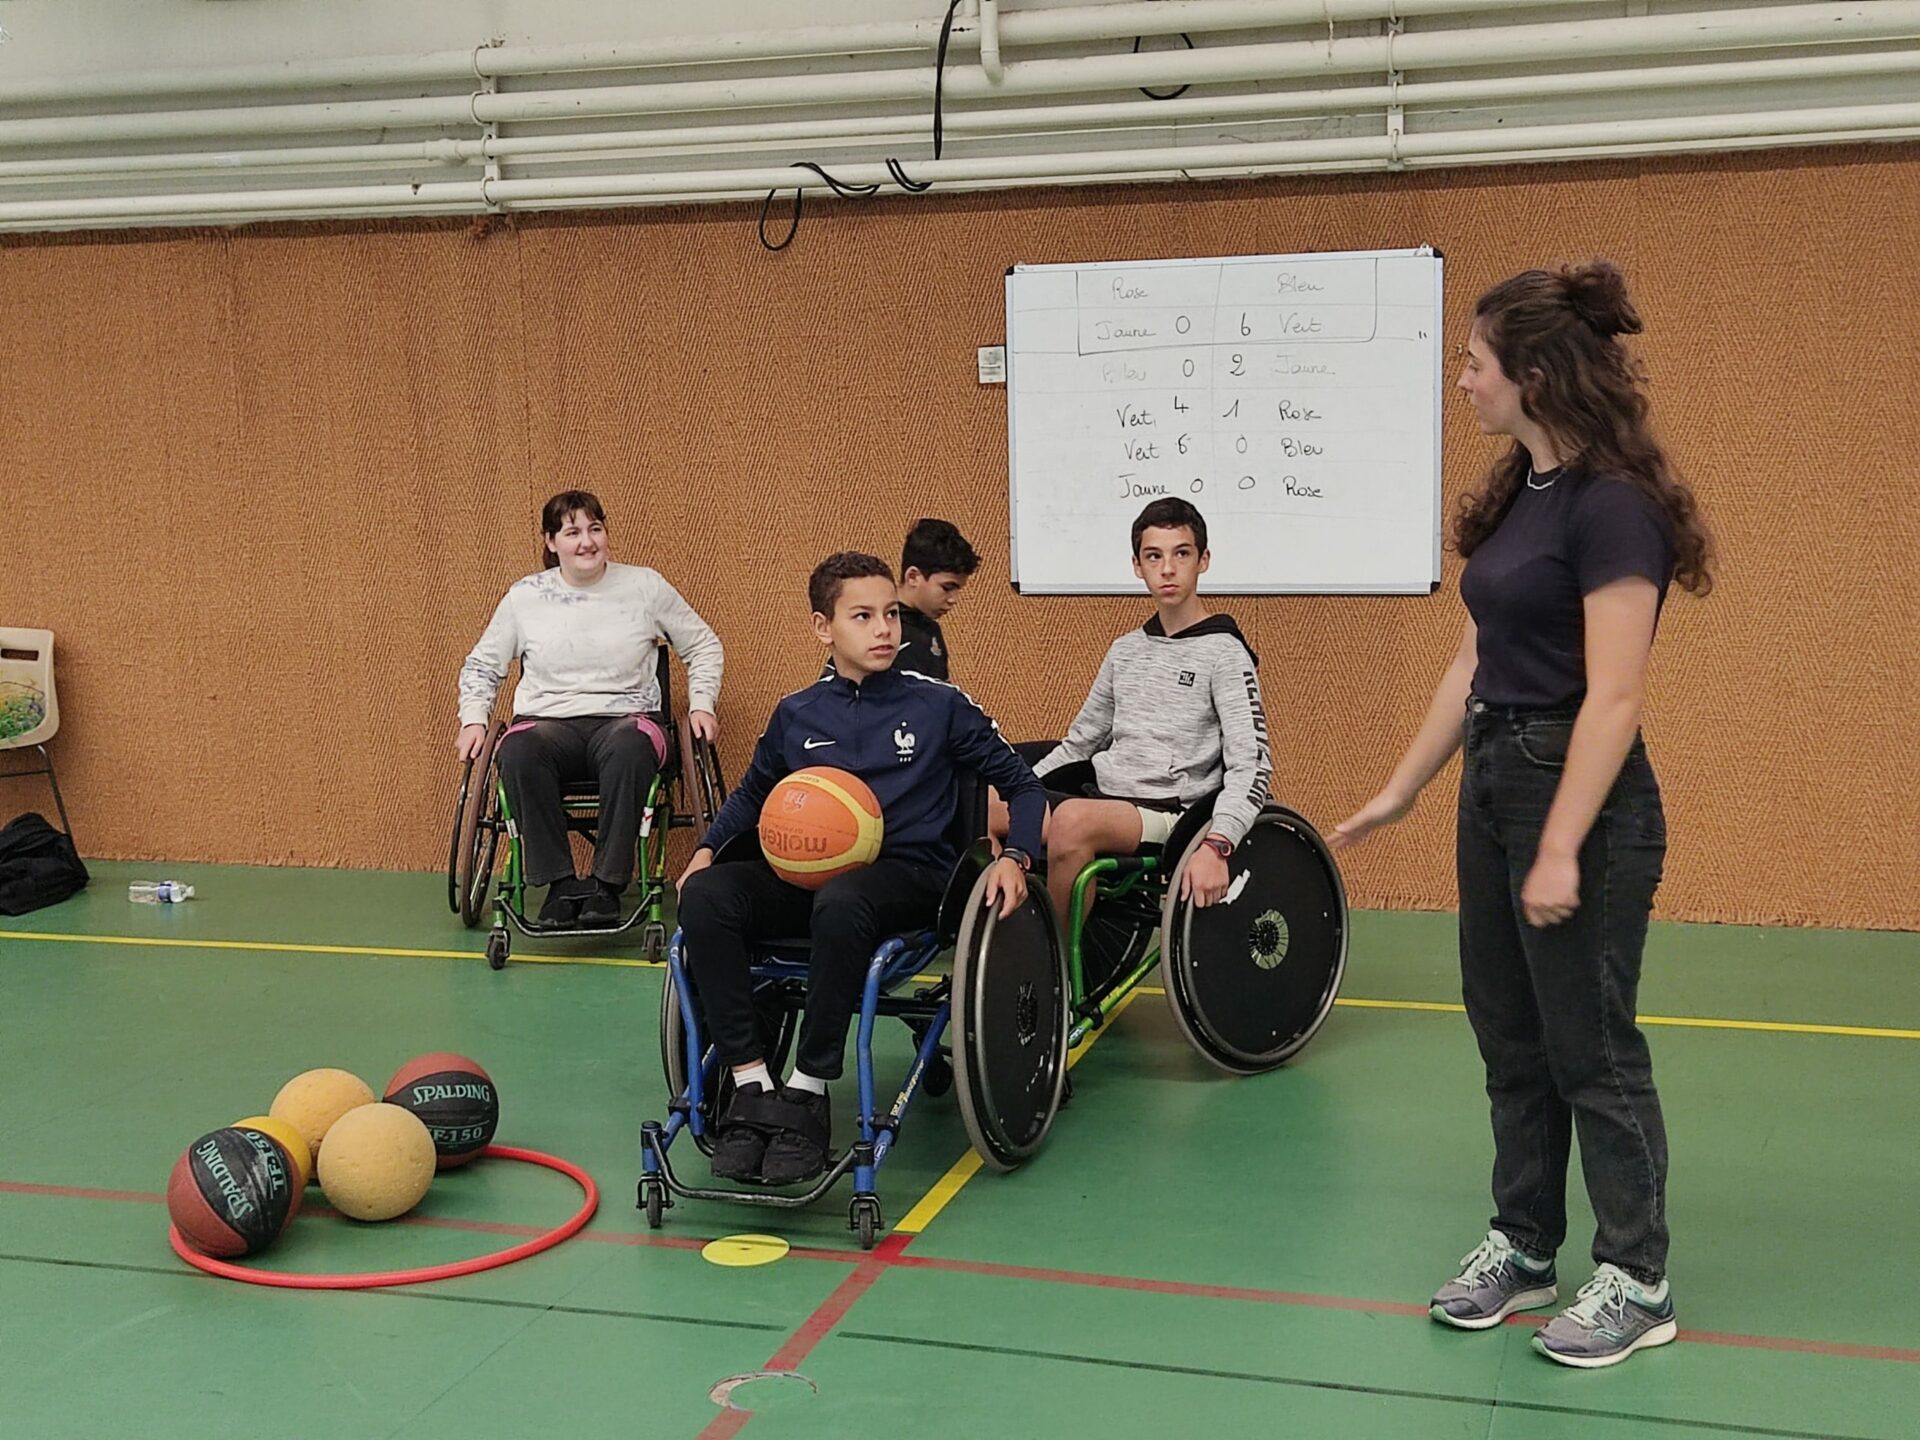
[129,880,195,903]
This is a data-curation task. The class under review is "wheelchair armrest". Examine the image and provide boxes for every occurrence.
[1160,792,1218,862]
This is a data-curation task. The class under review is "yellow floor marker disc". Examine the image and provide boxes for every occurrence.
[701,1233,791,1268]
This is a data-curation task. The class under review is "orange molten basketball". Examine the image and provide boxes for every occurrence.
[759,767,884,889]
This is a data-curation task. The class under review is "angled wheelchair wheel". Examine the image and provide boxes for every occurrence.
[952,872,1070,1173]
[452,721,504,929]
[1160,806,1348,1075]
[677,728,729,835]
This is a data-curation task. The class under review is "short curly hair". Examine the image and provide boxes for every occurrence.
[809,551,895,617]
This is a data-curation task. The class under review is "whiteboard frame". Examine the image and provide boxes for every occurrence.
[1005,246,1445,597]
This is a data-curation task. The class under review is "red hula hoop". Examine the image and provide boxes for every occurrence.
[168,1144,599,1290]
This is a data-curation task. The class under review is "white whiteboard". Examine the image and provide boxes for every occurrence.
[1006,248,1444,594]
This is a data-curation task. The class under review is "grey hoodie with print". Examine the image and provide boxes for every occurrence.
[1033,614,1272,847]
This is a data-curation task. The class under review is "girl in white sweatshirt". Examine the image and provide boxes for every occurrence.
[456,490,724,927]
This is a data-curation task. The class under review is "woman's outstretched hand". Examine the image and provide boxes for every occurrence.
[1329,787,1415,850]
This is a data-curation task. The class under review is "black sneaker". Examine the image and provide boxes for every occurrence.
[758,1086,833,1187]
[578,880,622,928]
[709,1092,772,1184]
[537,878,587,928]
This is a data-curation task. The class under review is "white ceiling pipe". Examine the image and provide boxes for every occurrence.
[481,99,1920,201]
[4,96,1915,227]
[0,0,1557,106]
[980,0,1006,84]
[25,129,1920,234]
[6,2,1911,152]
[7,45,1918,186]
[1001,0,1548,44]
[12,123,1920,234]
[0,17,979,105]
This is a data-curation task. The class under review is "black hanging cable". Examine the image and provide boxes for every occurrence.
[1133,31,1196,101]
[758,0,964,251]
[758,163,880,249]
[757,185,804,251]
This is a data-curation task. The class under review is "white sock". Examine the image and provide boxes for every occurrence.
[733,1061,773,1093]
[1515,1249,1553,1273]
[785,1068,829,1096]
[1630,1276,1670,1303]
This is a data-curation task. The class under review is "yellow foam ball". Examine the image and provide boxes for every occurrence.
[232,1114,313,1188]
[316,1103,437,1222]
[270,1068,376,1178]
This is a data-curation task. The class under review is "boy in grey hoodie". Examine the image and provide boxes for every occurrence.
[1034,499,1272,938]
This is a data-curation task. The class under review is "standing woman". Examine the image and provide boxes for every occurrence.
[1334,262,1712,1368]
[457,490,724,929]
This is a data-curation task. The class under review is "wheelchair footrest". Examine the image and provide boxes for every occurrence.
[643,1126,860,1210]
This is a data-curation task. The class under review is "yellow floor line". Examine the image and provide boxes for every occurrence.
[1636,1013,1920,1041]
[4,930,1914,1038]
[0,929,661,970]
[896,990,1144,1236]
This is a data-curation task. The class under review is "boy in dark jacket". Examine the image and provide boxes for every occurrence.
[678,552,1044,1187]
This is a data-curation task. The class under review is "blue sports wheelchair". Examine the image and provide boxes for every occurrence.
[637,760,1348,1248]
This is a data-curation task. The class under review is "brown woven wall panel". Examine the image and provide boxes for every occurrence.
[3,147,1916,929]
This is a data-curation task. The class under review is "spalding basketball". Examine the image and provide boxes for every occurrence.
[383,1053,499,1169]
[759,766,883,889]
[166,1124,304,1257]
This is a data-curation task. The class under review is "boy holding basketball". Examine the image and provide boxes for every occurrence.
[677,552,1045,1188]
[1034,499,1272,956]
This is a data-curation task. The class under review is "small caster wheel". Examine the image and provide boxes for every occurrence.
[486,928,510,970]
[639,921,668,961]
[640,1180,666,1229]
[923,1051,953,1099]
[849,1197,882,1251]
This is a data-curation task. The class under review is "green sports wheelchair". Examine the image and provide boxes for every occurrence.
[1033,755,1349,1085]
[449,644,727,969]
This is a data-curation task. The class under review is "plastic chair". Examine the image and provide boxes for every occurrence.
[0,627,73,839]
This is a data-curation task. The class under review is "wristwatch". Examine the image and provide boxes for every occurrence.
[1201,834,1233,861]
[999,847,1033,872]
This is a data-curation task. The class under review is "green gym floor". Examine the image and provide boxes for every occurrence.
[2,862,1915,1440]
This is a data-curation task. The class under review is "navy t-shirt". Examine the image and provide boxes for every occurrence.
[1459,469,1675,708]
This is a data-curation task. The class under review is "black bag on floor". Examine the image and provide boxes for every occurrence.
[0,811,89,915]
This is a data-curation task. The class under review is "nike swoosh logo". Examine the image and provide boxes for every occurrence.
[898,642,912,651]
[803,738,837,750]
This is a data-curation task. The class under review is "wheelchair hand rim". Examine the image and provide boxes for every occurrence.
[1161,807,1349,1074]
[952,872,1070,1171]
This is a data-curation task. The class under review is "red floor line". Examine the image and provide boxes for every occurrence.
[889,1252,1920,1364]
[0,1180,163,1205]
[8,1177,1917,1367]
[694,1232,912,1440]
[1673,1327,1920,1365]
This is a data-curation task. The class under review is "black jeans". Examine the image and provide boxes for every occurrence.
[678,857,947,1080]
[494,714,664,889]
[1457,699,1671,1283]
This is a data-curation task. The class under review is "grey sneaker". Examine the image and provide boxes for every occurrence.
[1533,1264,1677,1368]
[1430,1230,1559,1330]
